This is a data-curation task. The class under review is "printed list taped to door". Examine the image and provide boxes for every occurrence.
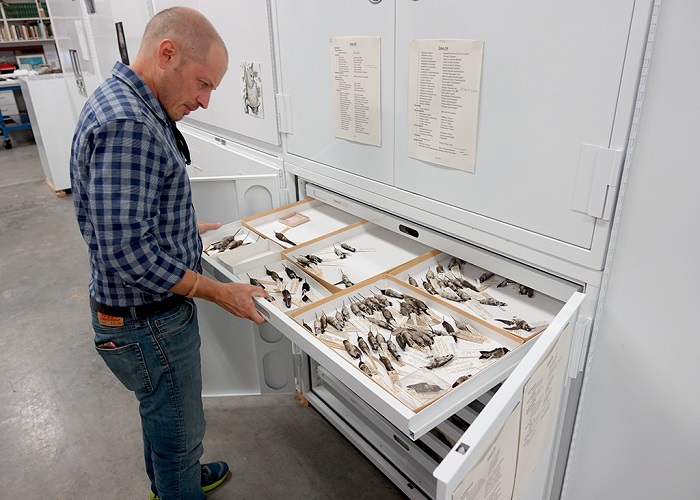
[408,39,484,172]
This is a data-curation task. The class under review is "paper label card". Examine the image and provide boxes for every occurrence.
[453,403,520,500]
[408,39,484,172]
[330,36,382,147]
[512,323,572,498]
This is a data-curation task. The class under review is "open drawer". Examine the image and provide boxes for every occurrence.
[200,198,586,443]
[253,274,585,441]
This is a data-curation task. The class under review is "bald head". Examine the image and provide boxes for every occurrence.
[139,7,227,65]
[130,7,229,121]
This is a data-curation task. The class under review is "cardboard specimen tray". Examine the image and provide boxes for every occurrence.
[290,275,525,413]
[234,260,331,314]
[216,238,284,275]
[390,251,564,341]
[280,221,433,293]
[242,197,363,249]
[201,221,259,257]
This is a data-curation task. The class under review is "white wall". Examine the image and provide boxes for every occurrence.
[563,1,700,498]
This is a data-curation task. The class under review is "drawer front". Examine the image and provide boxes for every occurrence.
[434,292,585,499]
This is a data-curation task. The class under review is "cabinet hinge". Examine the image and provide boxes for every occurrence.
[571,144,624,220]
[567,316,592,383]
[276,93,293,134]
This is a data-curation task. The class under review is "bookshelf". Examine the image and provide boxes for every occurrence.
[0,1,59,70]
[0,1,53,45]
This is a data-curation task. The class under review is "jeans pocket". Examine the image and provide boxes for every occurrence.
[153,301,196,340]
[96,343,154,393]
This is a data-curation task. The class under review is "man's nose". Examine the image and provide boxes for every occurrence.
[197,93,211,110]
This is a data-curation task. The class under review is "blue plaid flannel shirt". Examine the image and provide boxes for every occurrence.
[71,62,202,307]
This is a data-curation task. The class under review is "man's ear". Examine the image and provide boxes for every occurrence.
[157,39,177,69]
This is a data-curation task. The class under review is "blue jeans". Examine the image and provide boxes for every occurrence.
[91,300,206,500]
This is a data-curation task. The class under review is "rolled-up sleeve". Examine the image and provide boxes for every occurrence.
[87,119,187,294]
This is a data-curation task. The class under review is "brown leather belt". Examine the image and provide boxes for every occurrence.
[89,295,186,318]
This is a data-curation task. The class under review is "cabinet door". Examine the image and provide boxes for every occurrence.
[196,286,262,396]
[433,292,585,499]
[395,0,650,250]
[190,175,281,225]
[275,0,395,184]
[183,126,284,223]
[199,257,295,397]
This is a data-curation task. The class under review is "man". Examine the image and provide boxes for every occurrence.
[70,7,268,500]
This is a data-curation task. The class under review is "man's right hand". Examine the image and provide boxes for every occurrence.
[214,282,269,324]
[171,270,270,324]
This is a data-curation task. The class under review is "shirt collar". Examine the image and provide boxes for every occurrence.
[110,61,171,126]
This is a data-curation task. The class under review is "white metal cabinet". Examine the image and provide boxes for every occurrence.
[46,0,103,122]
[273,0,655,277]
[20,74,75,191]
[47,0,97,78]
[128,1,661,497]
[563,2,700,498]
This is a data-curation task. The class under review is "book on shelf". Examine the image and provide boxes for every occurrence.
[0,22,49,42]
[3,3,40,19]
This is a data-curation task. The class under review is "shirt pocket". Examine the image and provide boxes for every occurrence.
[95,343,154,394]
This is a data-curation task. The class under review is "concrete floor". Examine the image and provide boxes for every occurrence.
[0,130,406,499]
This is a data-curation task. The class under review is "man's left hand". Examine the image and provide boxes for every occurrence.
[198,221,222,234]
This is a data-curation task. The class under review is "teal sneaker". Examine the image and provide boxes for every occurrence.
[149,461,230,499]
[201,461,230,493]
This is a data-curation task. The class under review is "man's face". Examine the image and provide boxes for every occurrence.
[159,43,228,122]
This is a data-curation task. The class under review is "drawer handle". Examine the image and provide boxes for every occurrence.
[398,224,419,238]
[333,198,349,208]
